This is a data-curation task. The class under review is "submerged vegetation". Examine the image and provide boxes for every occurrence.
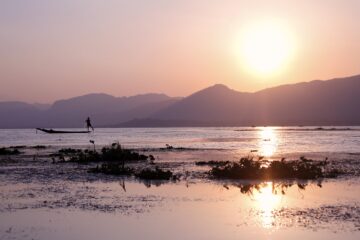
[210,157,341,180]
[157,144,191,151]
[0,145,46,157]
[89,163,135,175]
[0,147,20,155]
[68,150,101,163]
[195,160,230,166]
[59,148,82,155]
[31,145,47,149]
[89,163,177,180]
[9,145,26,149]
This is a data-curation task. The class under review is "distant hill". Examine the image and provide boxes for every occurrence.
[150,84,252,123]
[44,93,177,127]
[0,93,181,128]
[1,74,360,128]
[119,74,360,126]
[0,101,42,128]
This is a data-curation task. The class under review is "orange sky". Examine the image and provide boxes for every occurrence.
[0,0,359,103]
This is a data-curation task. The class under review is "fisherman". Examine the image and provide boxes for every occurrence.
[85,117,94,131]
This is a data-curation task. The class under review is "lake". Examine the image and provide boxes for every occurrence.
[0,127,359,239]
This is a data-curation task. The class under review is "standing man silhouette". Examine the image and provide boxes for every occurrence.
[85,117,94,131]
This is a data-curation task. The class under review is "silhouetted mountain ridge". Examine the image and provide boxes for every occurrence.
[144,74,360,126]
[0,74,359,128]
[0,93,180,128]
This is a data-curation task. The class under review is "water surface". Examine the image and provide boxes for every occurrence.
[1,127,359,239]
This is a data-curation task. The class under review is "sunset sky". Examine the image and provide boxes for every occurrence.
[1,0,359,103]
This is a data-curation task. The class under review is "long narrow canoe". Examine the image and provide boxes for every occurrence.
[36,128,91,134]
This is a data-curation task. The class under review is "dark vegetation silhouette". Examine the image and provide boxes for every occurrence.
[196,160,230,166]
[52,143,176,181]
[0,147,20,155]
[47,143,344,181]
[209,157,341,180]
[52,143,149,163]
[89,163,135,176]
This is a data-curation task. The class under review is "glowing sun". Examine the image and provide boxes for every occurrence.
[238,21,296,77]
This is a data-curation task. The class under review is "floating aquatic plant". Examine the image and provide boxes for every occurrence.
[101,142,148,162]
[31,145,47,149]
[52,143,149,163]
[210,157,340,180]
[0,147,20,155]
[195,160,230,166]
[135,167,176,180]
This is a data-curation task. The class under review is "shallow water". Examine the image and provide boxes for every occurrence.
[1,179,359,239]
[1,127,360,239]
[1,127,360,155]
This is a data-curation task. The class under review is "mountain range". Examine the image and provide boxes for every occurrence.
[1,74,359,128]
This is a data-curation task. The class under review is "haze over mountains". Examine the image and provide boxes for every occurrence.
[1,75,359,128]
[0,94,180,128]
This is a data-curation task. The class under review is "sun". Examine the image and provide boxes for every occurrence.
[237,21,296,77]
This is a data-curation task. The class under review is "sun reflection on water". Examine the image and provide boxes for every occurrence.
[258,127,278,157]
[252,182,282,229]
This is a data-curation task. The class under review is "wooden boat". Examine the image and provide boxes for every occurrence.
[36,128,91,134]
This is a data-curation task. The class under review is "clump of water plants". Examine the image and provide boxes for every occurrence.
[101,143,148,162]
[31,145,47,149]
[59,148,82,155]
[52,143,150,163]
[164,144,174,150]
[9,145,26,149]
[69,150,101,163]
[89,163,134,175]
[135,167,175,180]
[195,160,230,166]
[210,157,338,180]
[50,148,84,162]
[159,144,188,151]
[50,148,81,158]
[0,147,20,155]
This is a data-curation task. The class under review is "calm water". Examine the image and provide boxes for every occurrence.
[1,127,360,239]
[1,127,360,156]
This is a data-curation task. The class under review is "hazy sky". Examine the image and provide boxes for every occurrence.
[1,0,359,103]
